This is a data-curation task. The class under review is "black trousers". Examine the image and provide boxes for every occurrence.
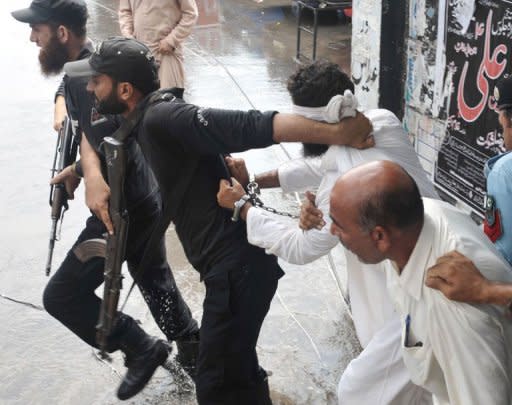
[196,245,283,405]
[43,195,198,351]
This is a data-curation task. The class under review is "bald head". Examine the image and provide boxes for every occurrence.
[331,160,424,232]
[329,161,424,267]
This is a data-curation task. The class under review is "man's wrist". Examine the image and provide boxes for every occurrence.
[484,282,512,307]
[253,169,280,188]
[83,170,103,183]
[336,119,348,144]
[231,194,250,222]
[315,120,338,145]
[240,202,252,221]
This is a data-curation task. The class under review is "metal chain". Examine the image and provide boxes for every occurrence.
[247,181,299,219]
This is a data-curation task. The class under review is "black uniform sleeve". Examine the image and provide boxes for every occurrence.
[143,101,277,155]
[55,78,65,102]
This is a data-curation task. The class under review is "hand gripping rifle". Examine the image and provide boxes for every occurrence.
[46,117,78,276]
[94,91,177,357]
[96,136,129,358]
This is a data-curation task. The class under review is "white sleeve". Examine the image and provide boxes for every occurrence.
[277,157,323,193]
[427,296,511,405]
[411,214,511,403]
[245,185,339,265]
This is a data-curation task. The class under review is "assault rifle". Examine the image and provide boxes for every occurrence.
[46,117,78,276]
[96,136,129,358]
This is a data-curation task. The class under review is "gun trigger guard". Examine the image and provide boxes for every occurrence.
[73,238,107,263]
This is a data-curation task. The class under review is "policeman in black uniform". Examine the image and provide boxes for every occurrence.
[64,37,373,405]
[12,1,199,400]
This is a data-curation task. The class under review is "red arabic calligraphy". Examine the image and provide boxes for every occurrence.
[457,10,508,123]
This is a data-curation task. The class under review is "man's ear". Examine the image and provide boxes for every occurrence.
[56,25,69,43]
[118,82,134,101]
[371,226,391,254]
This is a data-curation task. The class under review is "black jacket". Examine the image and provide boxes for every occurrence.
[137,93,281,275]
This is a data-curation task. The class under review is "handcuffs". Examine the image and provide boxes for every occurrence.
[231,194,250,222]
[231,174,259,222]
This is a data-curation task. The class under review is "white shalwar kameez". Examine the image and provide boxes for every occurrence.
[384,198,512,405]
[246,109,437,404]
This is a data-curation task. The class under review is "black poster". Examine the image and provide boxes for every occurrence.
[434,1,511,214]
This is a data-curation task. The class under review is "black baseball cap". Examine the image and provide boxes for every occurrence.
[12,0,87,25]
[495,76,512,111]
[64,37,160,95]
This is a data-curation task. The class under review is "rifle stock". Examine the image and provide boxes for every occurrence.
[46,117,77,276]
[96,136,129,357]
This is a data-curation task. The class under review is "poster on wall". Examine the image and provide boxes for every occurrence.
[434,0,511,214]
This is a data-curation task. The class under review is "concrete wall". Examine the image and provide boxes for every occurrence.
[351,0,382,111]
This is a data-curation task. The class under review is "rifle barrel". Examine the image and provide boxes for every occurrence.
[45,116,76,276]
[45,219,58,276]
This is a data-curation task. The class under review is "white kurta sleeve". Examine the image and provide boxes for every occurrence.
[427,296,511,405]
[245,181,339,265]
[277,157,323,193]
[246,208,339,264]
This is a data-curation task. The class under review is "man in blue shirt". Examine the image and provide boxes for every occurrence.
[483,77,512,265]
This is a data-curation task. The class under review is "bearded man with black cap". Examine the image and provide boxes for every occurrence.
[63,36,374,405]
[12,1,200,400]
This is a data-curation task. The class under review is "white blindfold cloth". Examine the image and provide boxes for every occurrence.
[290,90,363,171]
[290,89,358,123]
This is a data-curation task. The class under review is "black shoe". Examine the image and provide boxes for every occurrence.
[176,331,200,381]
[117,338,169,400]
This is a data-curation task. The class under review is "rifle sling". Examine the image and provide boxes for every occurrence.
[108,90,176,143]
[110,91,198,286]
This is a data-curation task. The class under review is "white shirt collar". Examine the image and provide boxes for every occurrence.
[395,214,434,301]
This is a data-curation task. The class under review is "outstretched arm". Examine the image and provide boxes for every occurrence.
[225,156,323,191]
[217,177,339,264]
[145,103,374,156]
[273,112,374,149]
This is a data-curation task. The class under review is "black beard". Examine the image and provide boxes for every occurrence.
[95,91,127,115]
[302,143,329,158]
[39,34,69,76]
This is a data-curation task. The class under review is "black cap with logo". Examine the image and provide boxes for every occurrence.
[495,76,512,111]
[12,0,87,26]
[64,37,160,95]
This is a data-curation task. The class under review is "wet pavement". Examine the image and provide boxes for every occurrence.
[0,0,358,404]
